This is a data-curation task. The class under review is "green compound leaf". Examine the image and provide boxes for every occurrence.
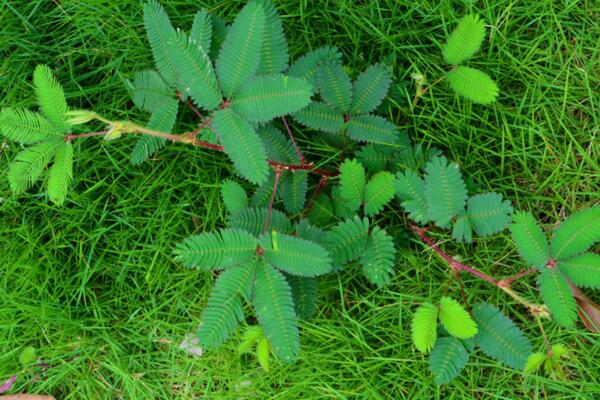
[221,179,248,215]
[0,108,60,144]
[287,275,318,320]
[331,185,356,219]
[209,14,227,60]
[452,213,473,242]
[198,262,256,348]
[550,207,600,261]
[472,303,533,370]
[228,207,293,236]
[255,0,289,74]
[253,261,299,363]
[466,192,513,237]
[173,228,257,271]
[215,2,265,98]
[238,325,263,354]
[167,29,221,111]
[8,139,61,195]
[307,192,334,227]
[509,211,550,269]
[293,102,345,133]
[411,302,438,353]
[442,14,486,65]
[190,8,212,53]
[524,353,548,374]
[322,216,370,268]
[47,142,74,206]
[231,74,314,122]
[428,337,469,385]
[295,219,325,243]
[211,109,269,185]
[395,169,430,224]
[131,96,178,165]
[143,0,178,86]
[356,144,393,173]
[438,297,478,339]
[558,253,600,289]
[360,226,396,288]
[363,171,395,217]
[261,232,332,277]
[288,46,342,85]
[338,158,366,212]
[33,65,68,132]
[256,336,271,371]
[538,268,577,328]
[424,156,467,227]
[316,60,353,112]
[346,114,398,145]
[446,66,499,104]
[258,125,298,163]
[280,171,308,214]
[351,63,392,114]
[130,70,171,113]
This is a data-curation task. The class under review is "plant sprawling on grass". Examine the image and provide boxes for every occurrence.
[0,0,598,384]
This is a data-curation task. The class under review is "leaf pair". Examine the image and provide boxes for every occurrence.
[395,155,513,241]
[442,15,498,104]
[0,65,74,205]
[238,325,271,371]
[338,159,395,216]
[510,207,600,328]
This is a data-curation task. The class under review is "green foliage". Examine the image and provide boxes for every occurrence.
[538,268,577,328]
[19,346,37,366]
[363,171,395,216]
[280,171,308,214]
[509,211,550,269]
[47,142,74,206]
[238,325,271,371]
[322,217,370,268]
[228,207,293,236]
[360,226,396,287]
[558,253,600,289]
[446,66,499,104]
[8,139,61,195]
[288,46,341,85]
[394,169,429,224]
[472,303,532,370]
[438,297,478,339]
[287,275,318,320]
[221,179,249,215]
[0,108,59,144]
[33,64,68,132]
[466,193,513,237]
[255,0,289,75]
[411,303,438,353]
[215,2,265,98]
[351,63,392,114]
[143,0,178,86]
[338,159,366,211]
[293,102,345,133]
[428,337,469,384]
[316,61,353,112]
[260,232,332,277]
[442,15,486,65]
[131,97,178,165]
[130,69,171,113]
[346,114,398,145]
[550,207,600,261]
[524,352,547,374]
[424,156,467,227]
[190,8,212,53]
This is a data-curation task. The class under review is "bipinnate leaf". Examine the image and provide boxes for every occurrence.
[143,0,178,86]
[550,206,600,261]
[173,229,257,270]
[395,169,430,224]
[524,353,547,374]
[198,263,255,348]
[167,30,221,111]
[216,2,265,98]
[424,156,467,227]
[221,179,248,215]
[131,96,178,165]
[346,114,398,145]
[438,297,478,339]
[356,144,392,173]
[442,15,486,65]
[238,326,263,354]
[231,74,314,122]
[280,171,308,214]
[472,303,533,370]
[428,337,469,384]
[446,66,498,104]
[8,139,61,195]
[258,125,298,163]
[287,275,318,320]
[33,64,68,132]
[558,253,600,289]
[0,108,59,144]
[228,207,293,236]
[538,268,577,328]
[510,211,550,269]
[253,261,299,362]
[338,159,366,211]
[190,8,212,53]
[47,142,74,206]
[411,303,438,353]
[255,0,289,75]
[322,216,370,267]
[130,69,171,113]
[288,46,342,85]
[452,213,473,242]
[351,63,392,114]
[360,226,396,288]
[317,61,353,112]
[210,109,269,184]
[466,192,513,236]
[261,232,332,277]
[363,171,395,216]
[293,102,345,133]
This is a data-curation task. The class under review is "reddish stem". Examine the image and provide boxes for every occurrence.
[498,268,538,287]
[65,131,109,141]
[282,116,304,163]
[264,170,283,235]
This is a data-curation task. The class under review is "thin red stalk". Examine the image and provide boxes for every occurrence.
[454,271,470,308]
[65,131,109,141]
[177,92,221,141]
[302,176,330,216]
[282,116,304,163]
[264,170,282,235]
[498,268,538,287]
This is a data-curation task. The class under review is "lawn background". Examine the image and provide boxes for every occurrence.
[0,0,599,398]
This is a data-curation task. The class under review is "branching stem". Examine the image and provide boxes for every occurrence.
[282,116,304,163]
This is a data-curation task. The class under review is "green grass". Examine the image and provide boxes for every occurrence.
[1,0,599,398]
